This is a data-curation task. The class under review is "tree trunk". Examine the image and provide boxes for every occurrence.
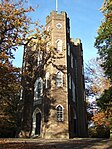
[19,86,34,138]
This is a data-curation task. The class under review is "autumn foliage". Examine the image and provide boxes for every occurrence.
[85,58,111,97]
[0,0,36,137]
[92,112,110,127]
[95,0,112,79]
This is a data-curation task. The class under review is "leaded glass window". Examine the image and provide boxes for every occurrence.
[71,53,73,68]
[34,77,43,100]
[72,80,76,102]
[56,105,64,122]
[56,39,62,53]
[37,51,43,65]
[68,74,71,89]
[67,43,70,56]
[56,71,63,87]
[45,72,50,88]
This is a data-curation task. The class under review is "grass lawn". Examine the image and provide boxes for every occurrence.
[0,138,112,149]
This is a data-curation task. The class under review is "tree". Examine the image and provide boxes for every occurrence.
[0,0,35,137]
[92,111,110,128]
[0,0,56,137]
[85,58,111,97]
[94,0,112,130]
[85,58,111,130]
[88,111,111,138]
[19,29,53,137]
[0,51,20,137]
[0,0,34,97]
[88,1,112,136]
[0,0,34,56]
[97,87,112,110]
[95,0,112,79]
[96,86,112,130]
[19,28,66,137]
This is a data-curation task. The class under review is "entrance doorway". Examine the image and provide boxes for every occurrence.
[35,112,41,135]
[32,108,42,136]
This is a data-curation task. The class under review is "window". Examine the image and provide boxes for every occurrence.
[34,77,43,100]
[56,71,63,87]
[72,80,76,102]
[37,51,43,65]
[56,39,62,53]
[45,72,50,88]
[67,27,70,34]
[74,60,77,78]
[67,43,70,56]
[73,109,77,119]
[71,53,73,68]
[81,51,83,56]
[56,105,64,122]
[68,74,71,89]
[56,23,62,29]
[20,88,23,100]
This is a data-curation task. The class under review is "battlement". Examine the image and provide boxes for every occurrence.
[71,38,81,46]
[74,38,81,45]
[46,11,67,24]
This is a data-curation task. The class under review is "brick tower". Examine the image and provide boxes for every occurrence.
[24,11,88,139]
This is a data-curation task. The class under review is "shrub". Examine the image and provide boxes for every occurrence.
[88,125,110,138]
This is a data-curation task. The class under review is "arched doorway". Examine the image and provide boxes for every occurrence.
[35,112,41,135]
[32,108,42,136]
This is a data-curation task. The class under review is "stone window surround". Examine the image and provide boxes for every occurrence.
[56,71,63,87]
[56,39,63,53]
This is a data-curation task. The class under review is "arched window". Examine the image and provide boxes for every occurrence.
[67,43,70,56]
[56,105,64,122]
[37,51,43,65]
[45,72,50,88]
[72,80,76,102]
[34,77,43,100]
[56,71,63,87]
[71,53,73,68]
[68,74,71,89]
[56,39,62,53]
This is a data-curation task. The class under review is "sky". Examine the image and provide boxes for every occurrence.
[13,0,104,67]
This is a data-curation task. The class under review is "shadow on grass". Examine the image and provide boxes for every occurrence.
[0,138,112,149]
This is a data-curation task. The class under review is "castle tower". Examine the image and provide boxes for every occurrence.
[42,11,70,138]
[27,11,88,139]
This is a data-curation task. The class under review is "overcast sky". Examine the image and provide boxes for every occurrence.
[13,0,104,67]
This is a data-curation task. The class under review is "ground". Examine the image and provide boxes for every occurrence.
[0,138,112,149]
